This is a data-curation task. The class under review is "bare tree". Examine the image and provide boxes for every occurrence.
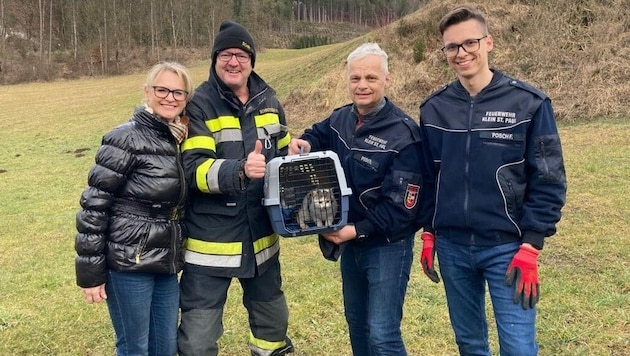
[102,1,108,73]
[48,0,52,64]
[169,0,177,59]
[188,0,193,48]
[1,0,5,76]
[113,0,119,73]
[38,0,44,62]
[71,0,77,60]
[150,0,156,59]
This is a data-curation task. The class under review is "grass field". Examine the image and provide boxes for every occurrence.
[0,48,628,355]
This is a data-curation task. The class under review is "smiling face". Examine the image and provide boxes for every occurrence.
[347,54,391,115]
[143,70,187,122]
[442,19,493,82]
[214,48,252,94]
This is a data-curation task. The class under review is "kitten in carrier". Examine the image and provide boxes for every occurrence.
[297,188,338,229]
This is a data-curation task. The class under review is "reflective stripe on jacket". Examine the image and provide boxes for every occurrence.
[184,233,280,268]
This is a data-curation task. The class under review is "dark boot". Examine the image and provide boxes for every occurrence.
[250,337,294,356]
[270,337,294,355]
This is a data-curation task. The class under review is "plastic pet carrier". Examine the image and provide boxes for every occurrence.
[263,151,352,237]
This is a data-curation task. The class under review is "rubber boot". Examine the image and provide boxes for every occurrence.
[250,337,294,356]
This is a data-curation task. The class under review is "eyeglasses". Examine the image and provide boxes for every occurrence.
[441,36,488,58]
[217,52,250,63]
[152,86,188,101]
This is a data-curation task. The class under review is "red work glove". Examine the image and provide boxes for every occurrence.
[420,232,440,283]
[505,244,540,310]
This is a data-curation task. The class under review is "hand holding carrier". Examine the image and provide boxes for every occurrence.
[263,151,352,237]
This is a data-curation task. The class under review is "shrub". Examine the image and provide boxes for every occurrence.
[397,19,414,38]
[413,38,426,63]
[292,35,332,49]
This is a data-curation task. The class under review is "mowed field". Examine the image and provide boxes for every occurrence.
[0,48,628,355]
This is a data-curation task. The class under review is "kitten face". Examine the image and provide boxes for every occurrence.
[312,189,333,209]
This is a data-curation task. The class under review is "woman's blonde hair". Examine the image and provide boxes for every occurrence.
[144,61,194,103]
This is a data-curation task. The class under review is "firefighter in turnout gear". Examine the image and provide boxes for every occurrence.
[177,21,294,356]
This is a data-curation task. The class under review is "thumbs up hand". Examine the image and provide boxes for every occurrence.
[244,140,266,179]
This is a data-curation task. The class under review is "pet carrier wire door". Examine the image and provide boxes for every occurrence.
[263,151,351,237]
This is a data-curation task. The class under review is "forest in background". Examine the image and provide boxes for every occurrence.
[0,0,426,84]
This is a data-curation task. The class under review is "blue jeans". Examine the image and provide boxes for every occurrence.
[106,270,179,356]
[435,238,538,356]
[340,237,414,356]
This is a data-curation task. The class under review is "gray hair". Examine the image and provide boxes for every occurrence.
[346,42,389,75]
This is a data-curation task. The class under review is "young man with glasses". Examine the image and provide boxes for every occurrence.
[418,6,566,355]
[177,21,294,356]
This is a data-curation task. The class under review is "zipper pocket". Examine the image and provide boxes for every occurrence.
[135,233,150,264]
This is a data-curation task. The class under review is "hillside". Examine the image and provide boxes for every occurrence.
[279,0,630,132]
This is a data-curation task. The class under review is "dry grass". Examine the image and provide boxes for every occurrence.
[273,0,630,129]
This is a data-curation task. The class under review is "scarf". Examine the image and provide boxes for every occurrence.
[168,115,189,144]
[143,104,189,144]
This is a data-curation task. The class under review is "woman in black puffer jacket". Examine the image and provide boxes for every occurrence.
[75,61,193,356]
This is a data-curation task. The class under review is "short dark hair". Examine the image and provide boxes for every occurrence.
[438,6,488,36]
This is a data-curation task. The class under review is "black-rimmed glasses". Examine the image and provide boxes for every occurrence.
[217,52,250,63]
[441,36,488,58]
[152,86,188,101]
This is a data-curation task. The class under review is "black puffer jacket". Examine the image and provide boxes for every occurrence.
[75,107,187,288]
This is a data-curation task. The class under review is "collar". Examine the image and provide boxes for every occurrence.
[454,69,503,98]
[351,97,387,120]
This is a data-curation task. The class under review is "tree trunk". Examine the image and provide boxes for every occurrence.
[102,2,108,73]
[0,0,4,80]
[98,28,104,75]
[72,0,77,60]
[188,0,193,48]
[48,0,52,65]
[150,0,156,59]
[39,0,44,63]
[170,0,177,59]
[113,0,119,73]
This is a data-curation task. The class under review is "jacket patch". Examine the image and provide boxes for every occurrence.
[353,152,379,171]
[363,134,388,149]
[481,111,517,124]
[259,107,279,114]
[404,184,420,209]
[479,131,524,142]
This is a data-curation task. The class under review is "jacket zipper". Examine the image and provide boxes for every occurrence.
[171,142,187,273]
[136,233,149,264]
[539,140,549,176]
[465,100,474,241]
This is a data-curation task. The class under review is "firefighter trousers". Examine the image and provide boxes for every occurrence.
[177,261,291,356]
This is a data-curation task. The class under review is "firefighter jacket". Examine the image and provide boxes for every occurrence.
[300,98,435,245]
[181,69,290,278]
[75,107,187,288]
[419,70,567,249]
